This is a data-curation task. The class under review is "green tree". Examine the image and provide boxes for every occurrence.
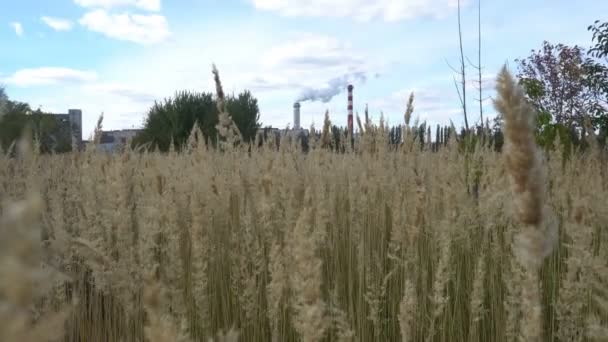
[589,20,608,60]
[133,91,217,151]
[30,110,73,153]
[0,100,30,150]
[133,90,261,151]
[0,100,72,153]
[516,39,608,148]
[0,87,8,118]
[0,89,74,153]
[587,20,608,143]
[225,90,260,143]
[515,42,604,127]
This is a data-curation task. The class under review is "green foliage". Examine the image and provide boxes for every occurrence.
[535,117,572,150]
[30,110,73,153]
[225,90,261,143]
[516,22,608,136]
[331,125,345,152]
[133,91,216,151]
[519,78,545,101]
[515,41,604,127]
[589,20,608,60]
[0,87,8,117]
[0,93,72,153]
[133,90,261,151]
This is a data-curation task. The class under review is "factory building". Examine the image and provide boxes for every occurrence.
[39,109,83,151]
[97,129,141,153]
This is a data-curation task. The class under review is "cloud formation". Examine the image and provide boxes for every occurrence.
[3,67,97,86]
[11,22,23,36]
[245,76,303,92]
[250,0,466,22]
[41,16,74,31]
[74,0,161,12]
[79,9,170,44]
[255,35,379,99]
[85,83,158,103]
[262,35,365,70]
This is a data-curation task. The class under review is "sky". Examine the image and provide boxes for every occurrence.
[1,0,606,139]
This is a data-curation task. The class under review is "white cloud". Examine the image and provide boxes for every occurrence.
[41,16,74,31]
[250,0,467,22]
[16,30,382,137]
[79,9,170,44]
[262,35,364,70]
[84,83,158,103]
[250,35,387,105]
[257,35,379,90]
[11,22,23,36]
[3,67,97,86]
[74,0,161,12]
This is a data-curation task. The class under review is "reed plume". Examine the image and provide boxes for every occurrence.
[494,65,550,342]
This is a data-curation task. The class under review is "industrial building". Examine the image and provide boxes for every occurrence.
[44,109,83,151]
[97,129,142,153]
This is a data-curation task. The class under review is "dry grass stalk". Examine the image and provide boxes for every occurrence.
[494,65,551,342]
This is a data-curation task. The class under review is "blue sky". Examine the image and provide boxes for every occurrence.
[1,0,606,139]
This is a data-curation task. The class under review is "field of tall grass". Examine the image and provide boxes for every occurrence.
[1,67,607,342]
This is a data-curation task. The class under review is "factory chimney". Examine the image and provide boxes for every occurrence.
[347,84,354,137]
[293,102,301,130]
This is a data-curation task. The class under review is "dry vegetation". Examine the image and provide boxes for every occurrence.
[0,67,607,342]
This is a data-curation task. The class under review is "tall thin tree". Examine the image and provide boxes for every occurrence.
[457,0,469,132]
[477,0,483,127]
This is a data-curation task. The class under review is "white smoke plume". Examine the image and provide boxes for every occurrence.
[296,71,367,103]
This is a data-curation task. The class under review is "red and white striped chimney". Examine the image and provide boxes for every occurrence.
[347,84,354,135]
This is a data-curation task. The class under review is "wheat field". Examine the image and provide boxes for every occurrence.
[1,67,607,342]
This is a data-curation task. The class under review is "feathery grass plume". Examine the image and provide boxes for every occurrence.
[321,110,332,148]
[356,113,364,135]
[494,65,549,253]
[556,198,608,341]
[398,278,416,342]
[448,120,459,146]
[186,120,205,151]
[143,277,191,342]
[468,245,486,342]
[425,227,451,342]
[289,188,326,342]
[583,116,599,148]
[211,329,240,342]
[92,113,104,146]
[189,186,210,338]
[404,92,414,127]
[267,242,287,341]
[212,64,242,146]
[328,287,354,342]
[309,122,318,149]
[494,65,549,342]
[0,193,70,342]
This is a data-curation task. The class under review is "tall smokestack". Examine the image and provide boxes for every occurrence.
[347,85,354,136]
[293,102,301,130]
